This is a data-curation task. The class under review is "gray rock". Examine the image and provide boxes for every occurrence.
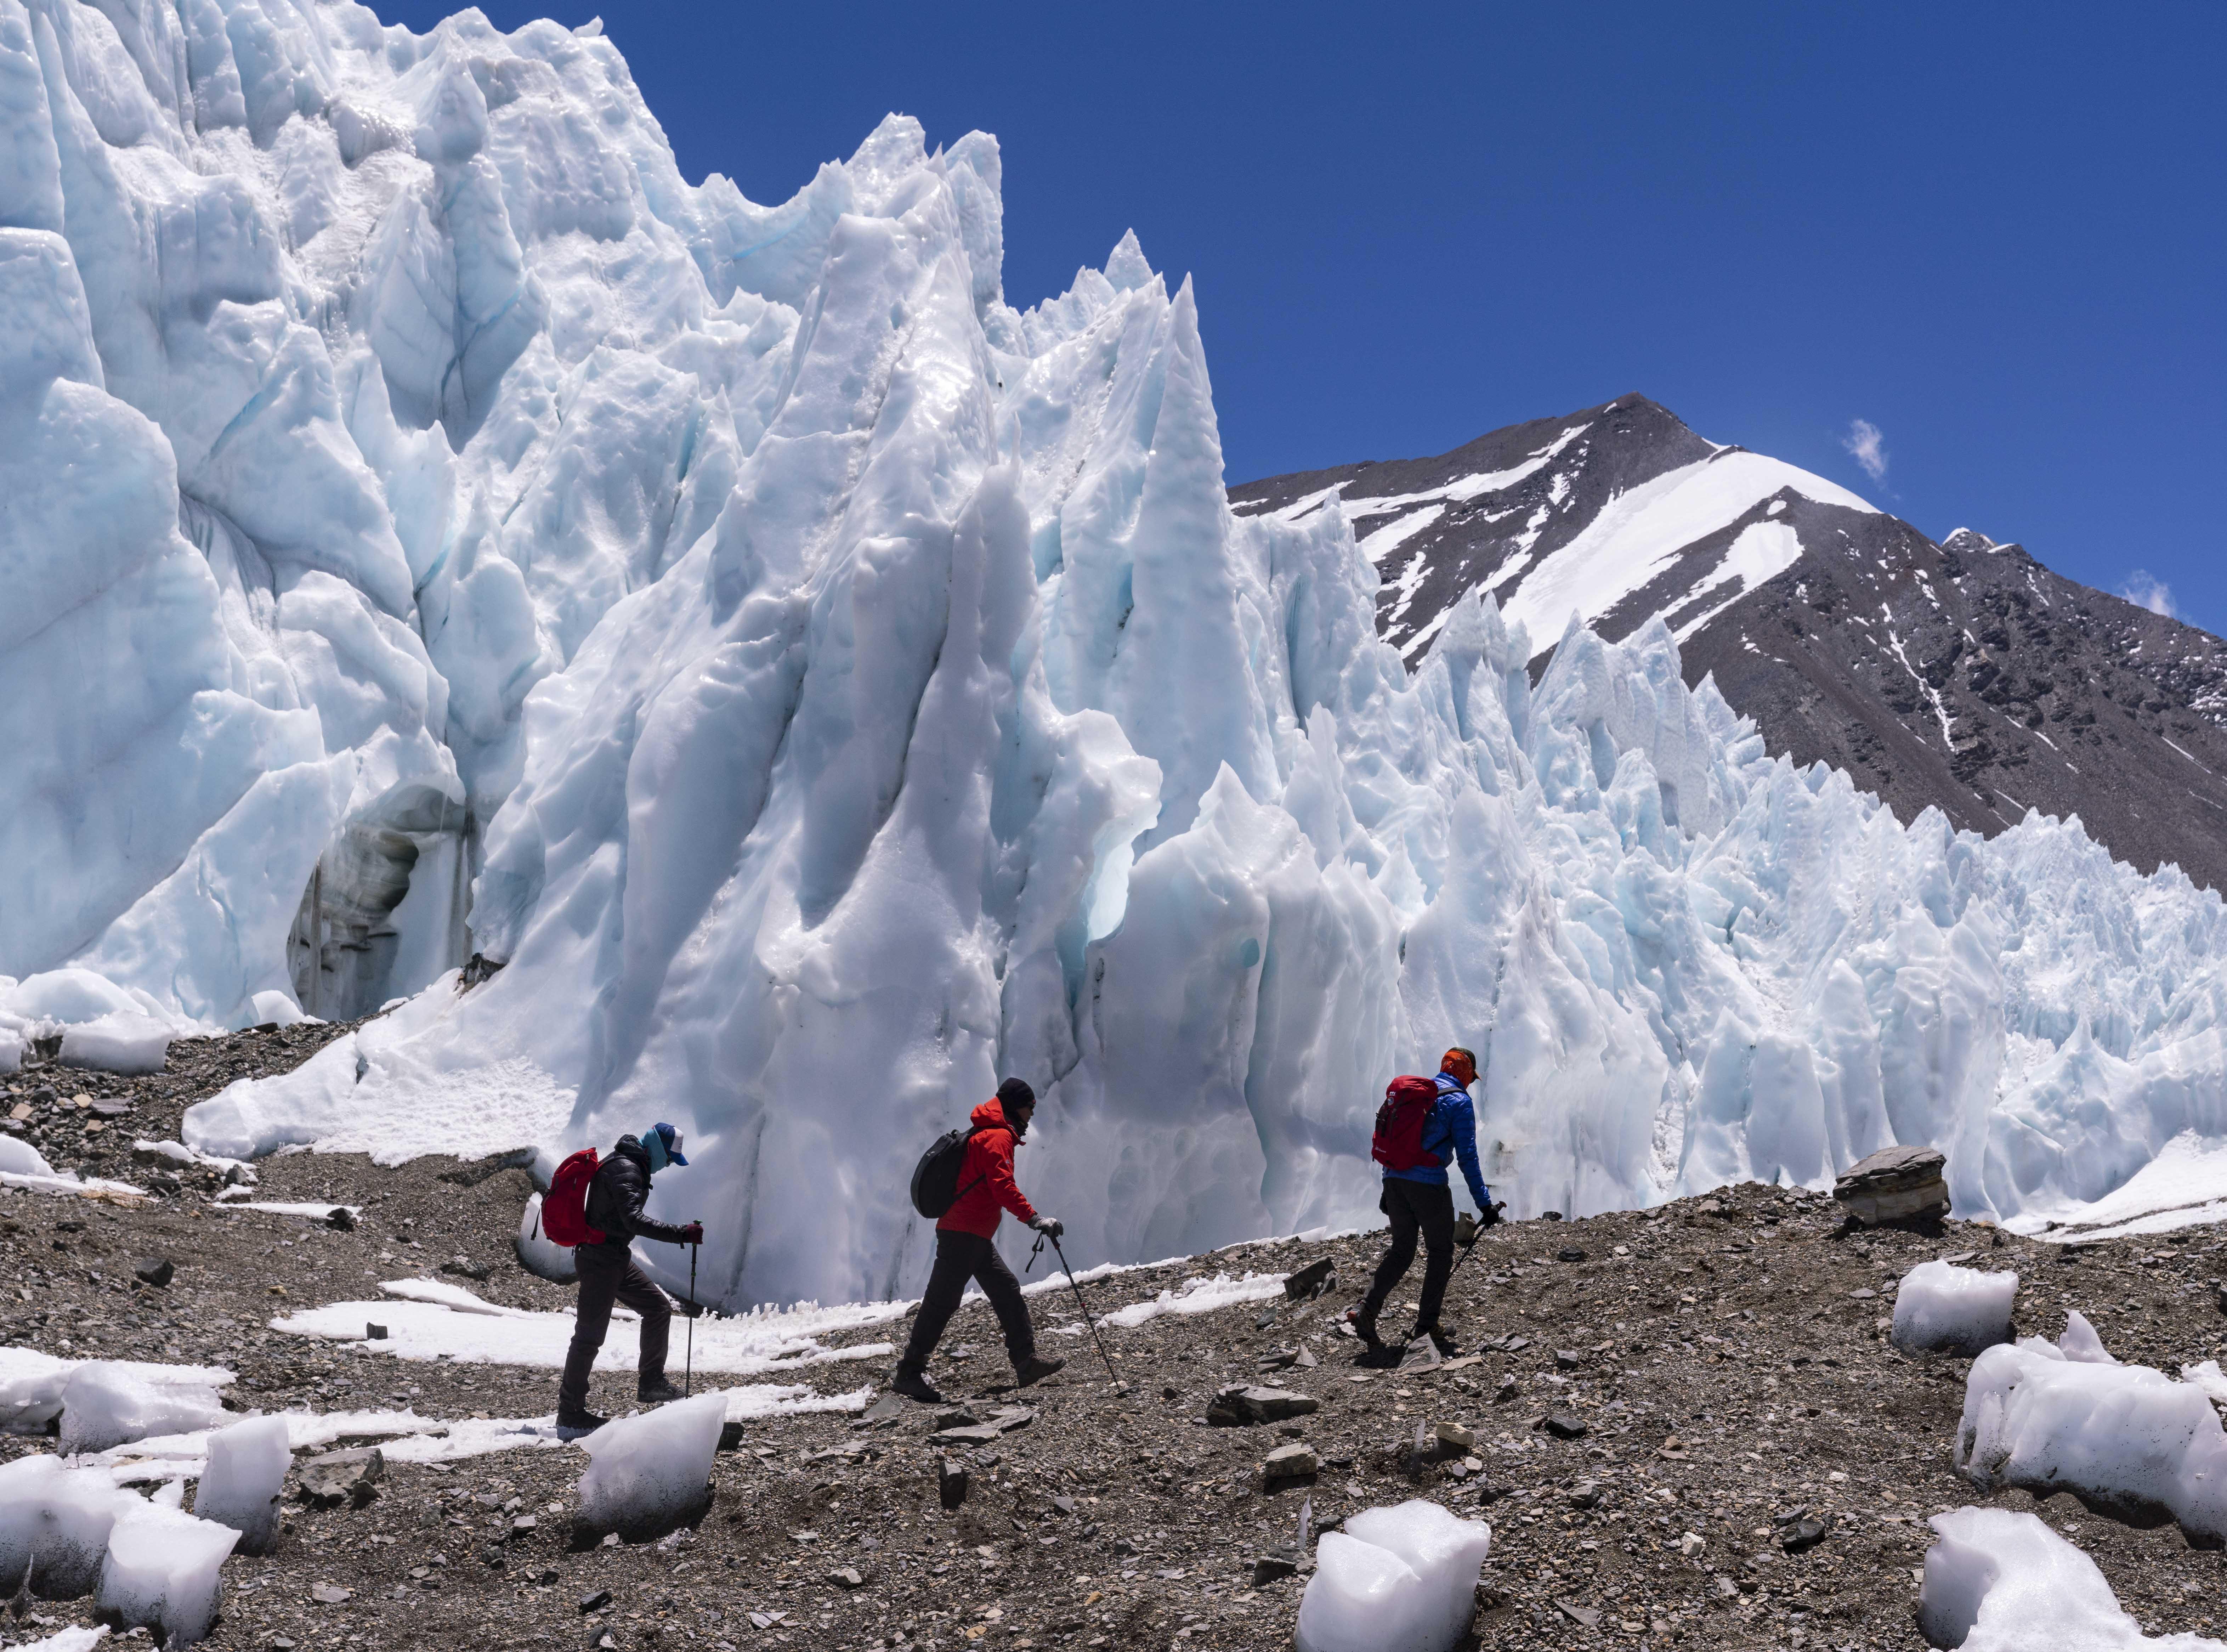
[1553,1348,1580,1370]
[1556,1600,1602,1628]
[1252,1554,1299,1585]
[1263,1443,1319,1481]
[440,1255,491,1282]
[1556,1246,1587,1263]
[931,1423,1004,1446]
[325,1206,357,1232]
[365,1323,388,1340]
[1780,1515,1830,1554]
[937,1456,968,1511]
[1568,1480,1602,1509]
[1538,1413,1587,1441]
[1206,1385,1320,1427]
[827,1566,863,1588]
[1834,1145,1951,1227]
[853,1394,905,1428]
[132,1257,173,1289]
[1283,1258,1335,1300]
[298,1446,385,1509]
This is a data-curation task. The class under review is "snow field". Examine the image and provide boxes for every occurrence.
[0,1348,234,1444]
[0,1136,54,1179]
[0,1454,133,1597]
[1296,1499,1492,1652]
[13,1629,109,1652]
[1091,1272,1290,1330]
[56,1012,174,1076]
[191,1415,293,1554]
[0,1453,235,1640]
[575,1391,726,1537]
[1918,1506,2225,1650]
[1955,1321,2227,1541]
[97,1500,238,1646]
[1893,1260,2020,1356]
[270,1278,899,1375]
[56,1362,229,1455]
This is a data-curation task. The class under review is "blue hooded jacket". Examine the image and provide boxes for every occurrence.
[1384,1071,1492,1211]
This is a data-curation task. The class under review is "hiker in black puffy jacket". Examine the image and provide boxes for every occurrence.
[556,1122,702,1438]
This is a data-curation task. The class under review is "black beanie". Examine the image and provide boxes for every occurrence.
[996,1077,1036,1112]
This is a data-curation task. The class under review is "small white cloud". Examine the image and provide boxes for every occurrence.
[1841,418,1888,482]
[2119,570,2177,619]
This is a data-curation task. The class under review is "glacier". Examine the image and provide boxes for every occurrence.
[8,1,2227,1308]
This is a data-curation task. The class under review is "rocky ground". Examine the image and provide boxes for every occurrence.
[7,1026,2227,1651]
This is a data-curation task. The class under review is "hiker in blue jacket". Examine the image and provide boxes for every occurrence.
[1354,1047,1497,1361]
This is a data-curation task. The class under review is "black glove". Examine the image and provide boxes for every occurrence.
[680,1221,704,1246]
[1031,1215,1064,1240]
[1477,1201,1504,1230]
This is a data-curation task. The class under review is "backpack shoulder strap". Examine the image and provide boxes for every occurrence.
[952,1120,995,1204]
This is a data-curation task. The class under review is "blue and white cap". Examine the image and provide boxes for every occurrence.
[645,1121,688,1169]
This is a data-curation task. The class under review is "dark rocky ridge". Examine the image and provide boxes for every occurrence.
[1232,395,2227,891]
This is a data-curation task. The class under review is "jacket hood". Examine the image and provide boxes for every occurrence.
[612,1134,651,1168]
[970,1098,1021,1137]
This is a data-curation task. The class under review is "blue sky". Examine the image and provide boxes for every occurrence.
[387,1,2225,633]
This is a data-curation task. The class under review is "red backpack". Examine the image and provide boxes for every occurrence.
[1371,1076,1442,1172]
[536,1149,606,1248]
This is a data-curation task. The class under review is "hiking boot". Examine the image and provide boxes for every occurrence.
[1014,1355,1067,1388]
[891,1364,944,1404]
[1420,1323,1460,1358]
[554,1409,608,1441]
[637,1377,686,1404]
[1347,1303,1384,1351]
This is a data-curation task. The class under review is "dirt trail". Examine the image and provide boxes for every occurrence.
[7,1029,2226,1650]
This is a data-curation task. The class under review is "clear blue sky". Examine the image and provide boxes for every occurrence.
[386,0,2225,633]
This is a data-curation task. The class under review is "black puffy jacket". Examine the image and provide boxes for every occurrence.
[583,1136,690,1250]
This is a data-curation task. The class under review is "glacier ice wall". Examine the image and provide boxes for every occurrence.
[9,2,2227,1307]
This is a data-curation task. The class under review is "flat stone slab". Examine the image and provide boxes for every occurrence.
[1835,1145,1950,1224]
[1206,1385,1320,1426]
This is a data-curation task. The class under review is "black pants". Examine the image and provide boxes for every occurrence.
[1361,1178,1456,1332]
[559,1244,672,1415]
[899,1229,1036,1374]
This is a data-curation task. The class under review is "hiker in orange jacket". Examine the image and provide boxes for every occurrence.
[892,1079,1066,1403]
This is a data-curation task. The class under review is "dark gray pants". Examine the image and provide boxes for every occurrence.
[899,1229,1036,1374]
[559,1244,671,1415]
[1362,1178,1456,1332]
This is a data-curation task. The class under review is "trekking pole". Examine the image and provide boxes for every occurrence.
[685,1243,697,1398]
[1047,1233,1122,1388]
[1441,1203,1505,1296]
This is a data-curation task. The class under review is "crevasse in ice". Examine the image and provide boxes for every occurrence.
[9,3,2227,1307]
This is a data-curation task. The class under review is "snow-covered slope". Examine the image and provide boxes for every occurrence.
[14,3,2227,1308]
[1232,397,2227,892]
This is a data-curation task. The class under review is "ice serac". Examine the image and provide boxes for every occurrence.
[2,0,815,1025]
[15,5,2227,1309]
